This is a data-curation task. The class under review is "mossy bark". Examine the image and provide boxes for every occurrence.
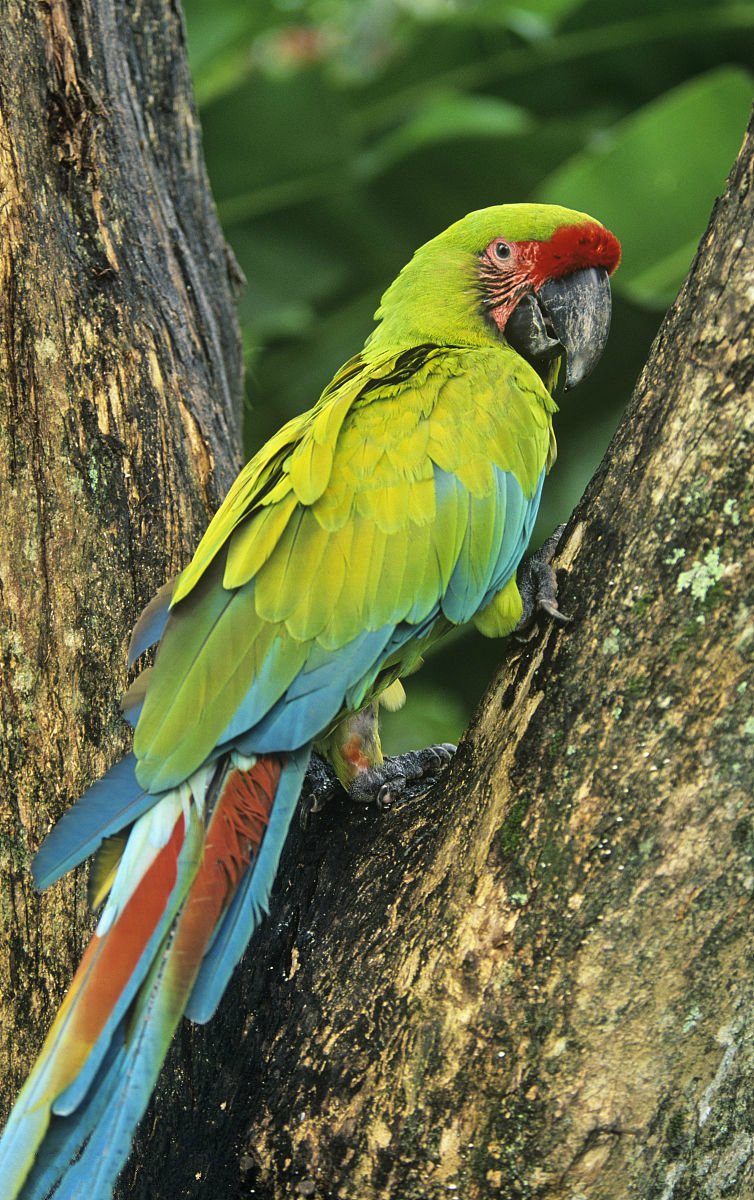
[119,118,754,1197]
[0,0,241,1125]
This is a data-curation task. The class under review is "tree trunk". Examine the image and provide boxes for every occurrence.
[121,117,754,1197]
[0,0,241,1123]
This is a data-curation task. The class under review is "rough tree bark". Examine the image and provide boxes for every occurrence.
[0,0,241,1123]
[119,119,754,1197]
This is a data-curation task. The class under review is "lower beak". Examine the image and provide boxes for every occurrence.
[505,266,612,390]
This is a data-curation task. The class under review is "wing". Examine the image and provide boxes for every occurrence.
[133,343,556,793]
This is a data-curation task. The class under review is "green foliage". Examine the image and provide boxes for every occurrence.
[182,0,754,751]
[538,66,753,307]
[379,683,468,754]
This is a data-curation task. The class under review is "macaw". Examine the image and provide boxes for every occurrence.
[0,203,619,1199]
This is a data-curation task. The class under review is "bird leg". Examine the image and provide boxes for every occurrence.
[348,742,455,810]
[515,523,572,637]
[306,702,455,815]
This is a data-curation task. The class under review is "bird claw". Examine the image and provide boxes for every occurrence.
[299,753,344,828]
[352,743,456,810]
[376,777,404,811]
[515,524,572,639]
[300,744,455,822]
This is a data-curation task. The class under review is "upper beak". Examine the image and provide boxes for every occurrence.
[505,266,612,390]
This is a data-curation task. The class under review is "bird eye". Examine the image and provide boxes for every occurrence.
[494,241,511,260]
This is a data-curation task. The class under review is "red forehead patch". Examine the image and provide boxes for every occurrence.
[522,221,621,288]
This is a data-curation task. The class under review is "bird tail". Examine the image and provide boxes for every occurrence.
[0,747,309,1200]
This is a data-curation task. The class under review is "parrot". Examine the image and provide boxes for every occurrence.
[0,203,620,1199]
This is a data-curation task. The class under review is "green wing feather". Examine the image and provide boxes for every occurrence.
[170,349,399,605]
[134,343,555,792]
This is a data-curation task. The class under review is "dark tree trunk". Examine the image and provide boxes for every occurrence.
[124,116,754,1198]
[0,0,241,1124]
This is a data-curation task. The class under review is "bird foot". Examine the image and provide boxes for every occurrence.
[349,743,456,810]
[299,753,344,828]
[300,744,455,823]
[515,524,572,639]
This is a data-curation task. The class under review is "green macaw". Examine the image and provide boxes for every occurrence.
[0,203,619,1200]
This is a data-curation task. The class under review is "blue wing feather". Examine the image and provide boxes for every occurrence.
[126,580,175,668]
[441,465,544,624]
[240,628,395,752]
[32,755,154,892]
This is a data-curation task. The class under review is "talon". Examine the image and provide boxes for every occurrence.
[299,794,317,831]
[539,599,572,625]
[377,783,397,811]
[435,743,456,763]
[515,526,571,637]
[300,752,343,826]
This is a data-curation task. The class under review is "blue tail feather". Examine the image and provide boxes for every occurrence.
[17,1032,126,1200]
[51,991,168,1200]
[18,749,312,1196]
[32,754,156,892]
[51,808,203,1119]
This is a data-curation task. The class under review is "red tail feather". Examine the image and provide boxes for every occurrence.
[167,754,285,991]
[42,813,186,1090]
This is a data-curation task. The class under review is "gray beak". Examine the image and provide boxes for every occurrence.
[505,266,612,390]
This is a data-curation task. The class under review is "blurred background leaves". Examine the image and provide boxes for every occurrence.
[182,0,753,752]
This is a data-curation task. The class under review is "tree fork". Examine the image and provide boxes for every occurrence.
[0,0,241,1124]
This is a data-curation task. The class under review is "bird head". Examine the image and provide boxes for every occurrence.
[369,203,621,390]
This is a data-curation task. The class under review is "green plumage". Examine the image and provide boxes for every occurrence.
[0,203,621,1200]
[133,204,608,794]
